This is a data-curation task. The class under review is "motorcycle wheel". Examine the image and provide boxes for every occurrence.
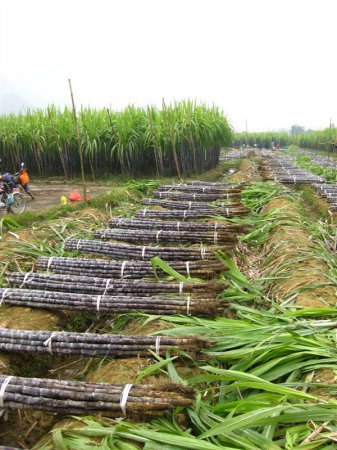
[9,193,26,214]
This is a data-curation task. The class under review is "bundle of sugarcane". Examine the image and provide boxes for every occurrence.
[92,228,237,245]
[157,184,242,194]
[108,218,246,233]
[37,256,225,279]
[141,199,245,210]
[6,273,226,297]
[187,181,235,187]
[65,240,223,261]
[0,328,209,358]
[135,208,248,219]
[0,288,224,316]
[0,375,194,416]
[153,191,241,201]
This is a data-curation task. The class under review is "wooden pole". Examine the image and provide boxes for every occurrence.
[162,99,181,179]
[68,79,87,201]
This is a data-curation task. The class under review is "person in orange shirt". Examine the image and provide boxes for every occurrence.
[18,163,35,199]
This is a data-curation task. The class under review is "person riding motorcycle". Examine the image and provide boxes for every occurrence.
[17,163,35,199]
[0,161,35,199]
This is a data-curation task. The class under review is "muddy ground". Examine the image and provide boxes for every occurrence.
[20,182,112,212]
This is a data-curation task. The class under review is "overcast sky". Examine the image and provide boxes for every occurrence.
[1,0,336,132]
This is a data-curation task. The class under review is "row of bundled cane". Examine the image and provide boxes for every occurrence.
[65,239,224,261]
[313,183,337,211]
[261,154,325,184]
[37,256,224,279]
[153,191,241,201]
[6,272,226,297]
[135,208,245,219]
[0,376,194,417]
[141,198,246,210]
[92,227,236,245]
[187,180,235,186]
[0,288,224,316]
[0,328,209,358]
[108,217,246,232]
[157,183,242,194]
[0,180,247,419]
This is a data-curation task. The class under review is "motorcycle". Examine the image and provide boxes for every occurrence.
[0,174,26,215]
[0,161,35,214]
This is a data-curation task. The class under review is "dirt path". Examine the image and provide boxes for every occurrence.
[24,183,111,212]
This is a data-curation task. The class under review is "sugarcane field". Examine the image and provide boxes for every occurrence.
[2,1,337,449]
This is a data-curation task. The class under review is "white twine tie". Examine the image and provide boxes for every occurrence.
[177,222,180,232]
[142,208,147,217]
[141,246,146,260]
[43,332,60,355]
[159,192,162,198]
[96,295,102,312]
[185,261,190,277]
[117,218,123,226]
[155,336,161,355]
[183,210,187,219]
[214,231,218,244]
[76,239,82,251]
[0,289,10,306]
[200,246,206,260]
[179,282,184,295]
[46,257,54,273]
[188,201,192,209]
[156,230,162,243]
[120,384,133,416]
[202,187,205,193]
[103,279,112,296]
[214,222,218,231]
[226,208,229,217]
[0,375,14,418]
[120,261,127,278]
[19,273,32,289]
[186,296,191,315]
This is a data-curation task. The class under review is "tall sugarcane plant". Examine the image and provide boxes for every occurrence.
[0,100,233,177]
[234,127,337,151]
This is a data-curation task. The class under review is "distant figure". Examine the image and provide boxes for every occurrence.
[18,163,35,199]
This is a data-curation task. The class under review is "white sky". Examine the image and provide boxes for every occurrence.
[0,0,336,132]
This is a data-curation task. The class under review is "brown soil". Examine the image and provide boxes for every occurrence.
[0,307,59,331]
[86,318,173,385]
[261,197,336,307]
[229,159,260,183]
[0,410,56,449]
[23,182,111,213]
[0,307,61,376]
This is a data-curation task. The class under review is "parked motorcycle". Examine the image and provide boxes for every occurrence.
[0,179,26,214]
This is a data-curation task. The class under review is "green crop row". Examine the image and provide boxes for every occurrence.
[235,128,337,150]
[0,100,233,178]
